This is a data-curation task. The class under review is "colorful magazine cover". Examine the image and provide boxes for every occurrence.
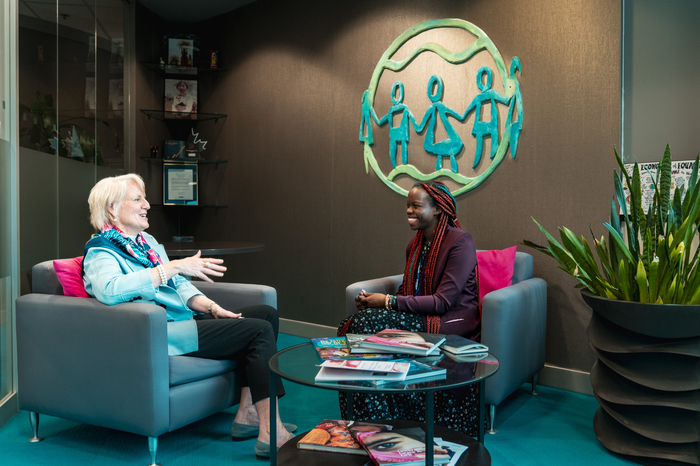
[297,419,366,455]
[311,337,394,361]
[354,427,451,466]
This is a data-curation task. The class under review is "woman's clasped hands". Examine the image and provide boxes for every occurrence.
[355,289,387,310]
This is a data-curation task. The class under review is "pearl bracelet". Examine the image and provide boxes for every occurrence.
[208,301,218,318]
[157,265,167,286]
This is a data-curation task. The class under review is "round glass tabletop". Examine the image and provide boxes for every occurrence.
[269,342,499,393]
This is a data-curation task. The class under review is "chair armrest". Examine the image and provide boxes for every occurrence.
[345,274,403,316]
[16,294,170,437]
[194,281,277,310]
[482,277,547,406]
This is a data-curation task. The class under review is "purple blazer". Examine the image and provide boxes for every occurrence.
[396,226,480,340]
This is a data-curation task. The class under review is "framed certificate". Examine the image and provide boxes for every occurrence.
[163,162,198,205]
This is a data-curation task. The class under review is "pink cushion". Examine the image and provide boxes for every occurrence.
[53,257,90,298]
[476,246,517,302]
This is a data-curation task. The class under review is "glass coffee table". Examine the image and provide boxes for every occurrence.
[268,342,499,466]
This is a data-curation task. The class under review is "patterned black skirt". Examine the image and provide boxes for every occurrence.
[337,308,480,436]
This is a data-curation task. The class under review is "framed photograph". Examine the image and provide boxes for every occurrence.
[164,78,197,119]
[164,163,198,205]
[163,34,199,74]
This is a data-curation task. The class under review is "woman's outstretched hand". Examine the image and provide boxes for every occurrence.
[172,250,227,283]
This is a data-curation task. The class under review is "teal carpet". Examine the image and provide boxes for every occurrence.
[0,334,634,466]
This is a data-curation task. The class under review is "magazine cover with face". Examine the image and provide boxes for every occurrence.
[354,427,452,466]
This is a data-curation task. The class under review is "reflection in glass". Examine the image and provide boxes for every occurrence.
[18,0,124,168]
[1,0,14,406]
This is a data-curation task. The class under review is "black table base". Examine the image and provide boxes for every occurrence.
[276,420,491,466]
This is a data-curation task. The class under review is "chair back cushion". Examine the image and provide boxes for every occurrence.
[53,257,90,297]
[32,260,64,295]
[512,251,534,284]
[477,246,517,301]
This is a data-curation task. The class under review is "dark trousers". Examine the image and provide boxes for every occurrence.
[185,304,284,404]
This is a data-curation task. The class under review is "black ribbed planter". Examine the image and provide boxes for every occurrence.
[581,290,700,465]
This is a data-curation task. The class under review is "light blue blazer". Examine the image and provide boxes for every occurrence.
[82,231,202,356]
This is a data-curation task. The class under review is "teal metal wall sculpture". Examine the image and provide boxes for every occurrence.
[359,18,523,197]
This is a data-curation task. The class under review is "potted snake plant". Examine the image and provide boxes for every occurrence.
[524,146,700,466]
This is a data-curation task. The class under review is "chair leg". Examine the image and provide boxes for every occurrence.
[28,411,44,443]
[486,405,498,434]
[147,437,161,466]
[529,374,539,396]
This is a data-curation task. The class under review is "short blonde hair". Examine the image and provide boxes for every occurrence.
[88,174,146,231]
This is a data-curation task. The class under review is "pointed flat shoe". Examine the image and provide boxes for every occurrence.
[254,439,279,458]
[231,422,297,440]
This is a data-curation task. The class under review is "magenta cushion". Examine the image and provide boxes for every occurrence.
[53,257,90,298]
[476,246,517,302]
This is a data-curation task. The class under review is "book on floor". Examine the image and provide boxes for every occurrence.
[311,337,393,361]
[354,426,452,466]
[441,334,489,355]
[315,359,411,383]
[360,329,446,356]
[374,356,447,385]
[296,419,367,455]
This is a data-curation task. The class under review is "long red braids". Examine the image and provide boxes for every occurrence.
[401,181,461,333]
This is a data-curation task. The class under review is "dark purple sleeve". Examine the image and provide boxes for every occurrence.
[396,232,476,315]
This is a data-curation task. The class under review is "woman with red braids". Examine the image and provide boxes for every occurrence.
[339,180,480,435]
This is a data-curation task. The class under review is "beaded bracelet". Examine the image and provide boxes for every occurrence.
[385,294,396,311]
[157,265,167,286]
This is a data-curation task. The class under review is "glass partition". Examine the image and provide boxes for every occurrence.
[19,0,124,168]
[18,0,127,268]
[0,0,18,418]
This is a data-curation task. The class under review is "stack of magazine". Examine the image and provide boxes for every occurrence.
[314,359,411,383]
[312,330,489,384]
[359,329,446,356]
[297,420,469,466]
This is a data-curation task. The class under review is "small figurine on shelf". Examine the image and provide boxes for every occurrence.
[150,145,159,158]
[210,50,218,70]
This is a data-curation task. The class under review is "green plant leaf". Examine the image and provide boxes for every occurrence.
[659,144,672,230]
[531,218,577,274]
[648,258,659,302]
[615,171,638,257]
[521,240,554,258]
[618,259,632,301]
[602,222,636,265]
[682,155,700,216]
[609,198,621,275]
[636,260,650,303]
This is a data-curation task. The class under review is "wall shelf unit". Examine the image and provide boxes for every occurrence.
[140,62,227,77]
[140,109,227,123]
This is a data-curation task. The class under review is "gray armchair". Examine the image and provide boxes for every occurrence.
[345,250,547,433]
[16,259,277,465]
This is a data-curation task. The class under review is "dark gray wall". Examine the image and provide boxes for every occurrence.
[135,0,622,373]
[623,0,700,164]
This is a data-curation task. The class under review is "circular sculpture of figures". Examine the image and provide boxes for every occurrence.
[359,18,523,197]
